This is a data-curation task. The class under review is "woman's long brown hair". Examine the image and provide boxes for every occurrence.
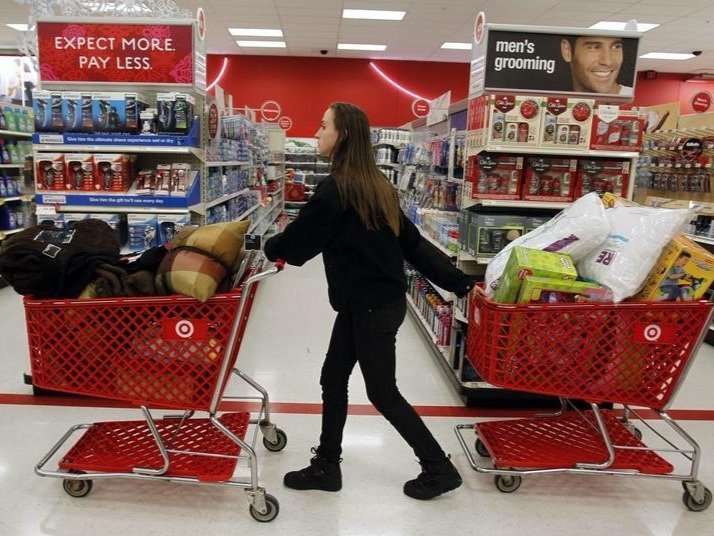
[328,102,401,236]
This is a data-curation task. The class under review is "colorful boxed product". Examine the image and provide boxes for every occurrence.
[170,163,192,196]
[156,92,195,134]
[523,157,577,202]
[590,104,644,152]
[471,214,525,258]
[61,92,85,132]
[157,214,192,246]
[63,213,93,229]
[494,246,577,304]
[540,97,594,150]
[487,94,543,147]
[91,92,148,134]
[35,153,65,191]
[94,154,129,192]
[632,234,714,302]
[35,206,64,228]
[154,164,172,196]
[64,154,95,191]
[127,213,158,252]
[465,153,524,200]
[517,276,612,304]
[33,90,63,132]
[575,159,630,198]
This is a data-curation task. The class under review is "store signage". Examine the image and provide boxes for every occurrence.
[260,100,282,122]
[197,7,207,41]
[411,98,430,118]
[691,91,712,113]
[36,21,195,85]
[482,27,640,100]
[474,12,485,45]
[208,103,219,139]
[162,318,208,341]
[427,90,451,126]
[632,323,676,344]
[278,116,293,131]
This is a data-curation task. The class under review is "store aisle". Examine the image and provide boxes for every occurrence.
[0,256,713,535]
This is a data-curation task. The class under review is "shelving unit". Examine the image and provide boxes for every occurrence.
[0,115,34,246]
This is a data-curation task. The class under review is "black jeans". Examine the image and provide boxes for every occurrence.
[317,295,447,466]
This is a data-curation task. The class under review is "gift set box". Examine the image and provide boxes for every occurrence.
[590,104,644,152]
[523,157,578,202]
[575,159,630,198]
[540,97,595,150]
[465,153,524,200]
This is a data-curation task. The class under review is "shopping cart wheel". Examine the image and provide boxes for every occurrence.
[475,438,491,458]
[262,428,288,452]
[682,487,712,512]
[249,493,279,522]
[62,477,93,498]
[494,475,522,494]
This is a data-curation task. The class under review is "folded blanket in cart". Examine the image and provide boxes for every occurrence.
[0,219,121,298]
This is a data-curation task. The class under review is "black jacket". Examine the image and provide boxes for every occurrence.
[264,175,474,312]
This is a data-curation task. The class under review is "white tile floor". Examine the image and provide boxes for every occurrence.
[0,256,713,535]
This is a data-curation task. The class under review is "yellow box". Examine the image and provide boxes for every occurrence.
[633,234,714,302]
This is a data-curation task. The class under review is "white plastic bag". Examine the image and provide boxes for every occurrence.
[577,205,692,302]
[484,193,609,295]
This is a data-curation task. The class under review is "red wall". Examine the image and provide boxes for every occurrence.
[632,72,714,114]
[207,55,714,136]
[207,55,470,137]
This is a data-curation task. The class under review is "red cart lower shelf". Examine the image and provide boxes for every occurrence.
[476,410,673,474]
[59,412,250,483]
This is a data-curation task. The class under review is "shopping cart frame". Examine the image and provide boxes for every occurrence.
[455,291,714,511]
[33,258,286,522]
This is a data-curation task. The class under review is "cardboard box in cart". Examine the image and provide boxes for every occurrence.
[494,247,578,304]
[633,234,714,302]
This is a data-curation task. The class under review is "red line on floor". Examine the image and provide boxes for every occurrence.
[1,393,714,420]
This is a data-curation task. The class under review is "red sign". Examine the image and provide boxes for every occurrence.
[197,7,206,41]
[162,318,208,341]
[474,12,485,45]
[278,116,293,131]
[260,100,282,122]
[691,91,712,113]
[36,21,194,84]
[632,323,677,344]
[411,98,430,117]
[208,103,219,139]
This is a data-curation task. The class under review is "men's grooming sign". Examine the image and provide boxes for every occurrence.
[482,26,640,100]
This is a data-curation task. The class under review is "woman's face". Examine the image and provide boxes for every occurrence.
[315,107,339,157]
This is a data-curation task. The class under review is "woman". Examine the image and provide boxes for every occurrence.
[264,102,478,500]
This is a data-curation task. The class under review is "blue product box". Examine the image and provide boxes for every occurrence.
[61,92,84,132]
[91,92,148,134]
[36,206,65,229]
[33,90,58,132]
[127,213,158,252]
[157,214,191,246]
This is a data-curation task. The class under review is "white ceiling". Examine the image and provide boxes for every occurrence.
[0,0,712,74]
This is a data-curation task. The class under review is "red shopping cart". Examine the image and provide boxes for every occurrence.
[30,257,286,522]
[455,290,714,512]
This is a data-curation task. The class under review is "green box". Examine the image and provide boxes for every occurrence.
[517,276,612,304]
[494,246,578,303]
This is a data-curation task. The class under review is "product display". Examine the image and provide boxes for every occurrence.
[633,234,714,302]
[540,97,594,150]
[576,159,630,198]
[590,104,644,152]
[523,157,577,202]
[465,153,523,200]
[486,94,543,147]
[468,214,524,258]
[494,247,578,304]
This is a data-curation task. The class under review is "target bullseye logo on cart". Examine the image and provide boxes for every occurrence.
[162,318,208,341]
[633,322,676,344]
[644,324,662,342]
[175,320,195,339]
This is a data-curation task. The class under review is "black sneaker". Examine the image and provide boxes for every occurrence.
[284,449,342,492]
[403,459,462,500]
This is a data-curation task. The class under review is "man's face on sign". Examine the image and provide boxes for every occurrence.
[561,36,624,94]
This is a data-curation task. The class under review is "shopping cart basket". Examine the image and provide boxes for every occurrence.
[455,290,714,512]
[30,258,286,522]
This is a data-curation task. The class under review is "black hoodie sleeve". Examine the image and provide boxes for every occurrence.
[398,212,476,298]
[264,179,342,266]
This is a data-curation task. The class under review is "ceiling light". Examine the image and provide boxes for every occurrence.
[589,21,659,32]
[6,24,28,31]
[640,52,695,60]
[342,9,405,21]
[338,43,387,51]
[236,40,286,48]
[441,42,472,50]
[229,28,283,37]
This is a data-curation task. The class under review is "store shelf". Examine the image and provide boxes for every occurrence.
[203,188,250,211]
[417,225,457,258]
[0,164,24,169]
[462,198,571,210]
[35,171,201,213]
[0,130,32,138]
[685,233,714,246]
[454,305,468,324]
[249,201,283,234]
[0,228,24,240]
[466,145,639,159]
[205,161,252,167]
[405,294,449,355]
[0,196,32,204]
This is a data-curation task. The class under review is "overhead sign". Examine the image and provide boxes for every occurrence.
[36,21,195,85]
[691,91,712,113]
[482,25,641,100]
